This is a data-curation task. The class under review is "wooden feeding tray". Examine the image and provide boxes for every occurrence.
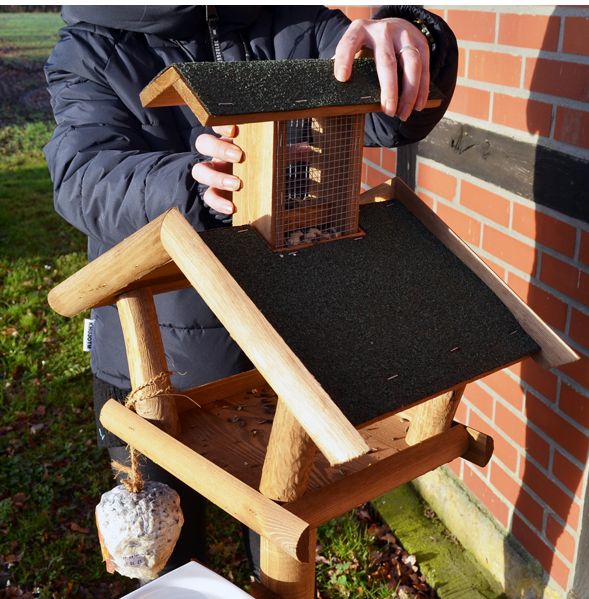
[48,57,578,599]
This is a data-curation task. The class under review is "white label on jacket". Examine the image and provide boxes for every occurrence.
[83,318,95,352]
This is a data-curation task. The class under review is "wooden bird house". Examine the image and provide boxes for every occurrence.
[49,59,578,598]
[141,59,441,250]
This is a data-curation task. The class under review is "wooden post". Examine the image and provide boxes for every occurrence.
[405,387,465,446]
[117,288,179,437]
[259,399,317,502]
[258,400,317,598]
[260,529,317,599]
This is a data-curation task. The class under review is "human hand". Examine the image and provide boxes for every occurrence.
[334,18,430,121]
[192,125,242,215]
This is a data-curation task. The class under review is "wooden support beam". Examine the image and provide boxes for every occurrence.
[99,399,310,562]
[259,399,318,599]
[286,424,471,528]
[159,209,369,466]
[260,529,317,599]
[463,426,494,467]
[48,211,171,317]
[405,388,464,446]
[259,399,317,503]
[117,288,179,437]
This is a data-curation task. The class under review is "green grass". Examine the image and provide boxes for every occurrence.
[0,12,63,62]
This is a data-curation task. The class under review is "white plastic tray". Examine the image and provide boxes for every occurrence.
[121,561,253,598]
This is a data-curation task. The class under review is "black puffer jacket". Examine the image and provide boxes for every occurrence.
[44,6,457,390]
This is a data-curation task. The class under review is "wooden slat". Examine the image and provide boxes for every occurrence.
[232,121,276,245]
[99,399,310,562]
[359,178,579,369]
[286,424,471,528]
[176,369,267,412]
[159,209,369,466]
[48,212,171,317]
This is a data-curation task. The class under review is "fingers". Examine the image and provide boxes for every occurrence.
[195,133,242,162]
[191,160,241,192]
[335,18,431,120]
[203,186,234,215]
[334,20,367,82]
[373,40,399,118]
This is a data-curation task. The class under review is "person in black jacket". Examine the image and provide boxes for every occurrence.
[44,5,457,577]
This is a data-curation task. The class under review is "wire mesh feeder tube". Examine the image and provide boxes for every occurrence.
[273,114,364,250]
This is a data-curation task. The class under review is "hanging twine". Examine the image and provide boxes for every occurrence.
[111,372,174,494]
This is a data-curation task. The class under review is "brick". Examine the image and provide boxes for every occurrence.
[511,514,570,590]
[469,50,522,87]
[464,464,509,528]
[447,458,462,477]
[447,10,496,43]
[499,13,560,51]
[527,391,589,463]
[417,163,457,200]
[524,427,551,470]
[563,17,589,56]
[525,57,589,103]
[507,272,569,333]
[465,382,494,420]
[449,85,490,121]
[457,47,466,78]
[436,203,481,246]
[495,401,526,446]
[540,253,589,304]
[546,514,576,563]
[521,459,580,529]
[492,462,544,528]
[559,384,589,430]
[483,370,525,411]
[381,148,396,174]
[570,308,589,348]
[363,147,381,166]
[493,430,519,473]
[492,93,552,138]
[483,226,537,275]
[558,353,589,390]
[365,165,389,189]
[553,450,585,499]
[495,400,550,467]
[580,231,589,267]
[460,181,511,227]
[418,191,435,210]
[455,399,468,423]
[555,106,589,150]
[512,204,577,258]
[361,162,367,187]
[510,357,558,404]
[480,255,506,281]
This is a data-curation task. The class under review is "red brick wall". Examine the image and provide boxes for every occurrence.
[335,4,589,593]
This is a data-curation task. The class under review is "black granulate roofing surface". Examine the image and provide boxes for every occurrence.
[200,202,539,425]
[175,58,381,117]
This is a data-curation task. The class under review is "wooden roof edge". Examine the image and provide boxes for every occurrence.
[48,211,174,317]
[159,209,370,466]
[365,177,579,370]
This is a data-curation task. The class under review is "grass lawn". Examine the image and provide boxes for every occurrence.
[0,12,438,599]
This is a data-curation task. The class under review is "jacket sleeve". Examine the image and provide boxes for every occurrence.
[44,28,214,248]
[313,5,458,147]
